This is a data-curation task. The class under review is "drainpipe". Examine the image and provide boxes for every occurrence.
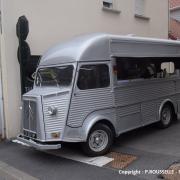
[0,0,6,139]
[168,0,170,39]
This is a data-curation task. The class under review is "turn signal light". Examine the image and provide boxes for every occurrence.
[51,132,60,139]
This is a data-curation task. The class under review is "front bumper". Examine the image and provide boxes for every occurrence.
[17,135,61,150]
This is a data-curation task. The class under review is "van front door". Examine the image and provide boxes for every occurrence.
[67,62,114,128]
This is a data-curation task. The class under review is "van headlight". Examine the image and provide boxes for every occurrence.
[48,106,57,115]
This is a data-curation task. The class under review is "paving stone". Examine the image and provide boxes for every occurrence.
[162,163,180,180]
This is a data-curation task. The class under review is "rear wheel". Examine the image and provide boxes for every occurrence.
[82,123,113,157]
[158,104,173,128]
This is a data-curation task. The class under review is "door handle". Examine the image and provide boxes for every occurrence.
[74,92,79,96]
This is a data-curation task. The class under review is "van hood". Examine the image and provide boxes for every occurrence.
[24,87,70,97]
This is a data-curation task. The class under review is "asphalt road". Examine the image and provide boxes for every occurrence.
[0,120,180,180]
[0,142,139,180]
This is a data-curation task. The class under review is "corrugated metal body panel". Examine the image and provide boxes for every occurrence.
[43,93,69,137]
[141,101,157,124]
[175,79,180,93]
[141,101,156,116]
[116,104,141,131]
[115,80,177,131]
[40,33,180,66]
[116,104,140,117]
[111,41,180,57]
[67,88,114,127]
[114,81,175,107]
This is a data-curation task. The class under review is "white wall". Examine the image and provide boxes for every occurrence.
[0,0,169,138]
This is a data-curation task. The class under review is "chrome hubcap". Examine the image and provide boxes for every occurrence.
[89,130,108,152]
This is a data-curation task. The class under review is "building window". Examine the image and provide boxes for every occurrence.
[102,0,120,13]
[135,0,145,16]
[134,0,149,20]
[77,64,110,90]
[103,0,113,8]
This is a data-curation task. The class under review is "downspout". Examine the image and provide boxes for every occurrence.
[168,0,170,39]
[0,0,6,139]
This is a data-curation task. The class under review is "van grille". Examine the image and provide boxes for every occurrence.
[23,100,37,134]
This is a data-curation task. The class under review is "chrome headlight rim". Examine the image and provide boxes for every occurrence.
[47,106,57,115]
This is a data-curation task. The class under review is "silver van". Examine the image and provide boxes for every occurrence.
[18,33,180,156]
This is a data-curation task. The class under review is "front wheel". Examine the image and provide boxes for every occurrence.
[82,124,113,157]
[158,104,173,128]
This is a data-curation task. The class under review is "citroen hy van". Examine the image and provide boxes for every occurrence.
[18,33,180,156]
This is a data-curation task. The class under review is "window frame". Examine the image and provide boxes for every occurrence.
[103,0,113,8]
[76,62,111,91]
[134,0,150,20]
[34,63,76,88]
[102,0,121,14]
[113,58,178,86]
[135,0,145,16]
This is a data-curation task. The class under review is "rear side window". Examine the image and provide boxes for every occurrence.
[77,64,110,90]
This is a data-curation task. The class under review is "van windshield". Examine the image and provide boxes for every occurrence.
[35,65,74,87]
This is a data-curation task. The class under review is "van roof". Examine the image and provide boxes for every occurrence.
[40,33,180,66]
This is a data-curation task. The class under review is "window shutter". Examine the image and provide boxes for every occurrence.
[135,0,145,16]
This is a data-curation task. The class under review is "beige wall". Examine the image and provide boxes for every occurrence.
[0,0,169,138]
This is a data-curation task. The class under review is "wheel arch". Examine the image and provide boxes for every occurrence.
[82,113,117,141]
[92,119,116,136]
[158,99,176,120]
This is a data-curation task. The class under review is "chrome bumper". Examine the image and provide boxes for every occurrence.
[17,135,61,150]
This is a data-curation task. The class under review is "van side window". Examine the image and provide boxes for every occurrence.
[116,60,141,80]
[77,64,110,90]
[115,58,177,81]
[116,60,156,80]
[161,62,175,77]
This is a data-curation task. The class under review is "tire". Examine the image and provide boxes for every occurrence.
[82,123,114,157]
[158,104,173,129]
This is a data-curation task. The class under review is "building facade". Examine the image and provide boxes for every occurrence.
[169,0,180,39]
[0,0,169,138]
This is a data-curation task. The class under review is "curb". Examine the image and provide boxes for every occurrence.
[0,161,39,180]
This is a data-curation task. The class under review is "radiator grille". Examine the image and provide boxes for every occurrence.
[23,100,37,133]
